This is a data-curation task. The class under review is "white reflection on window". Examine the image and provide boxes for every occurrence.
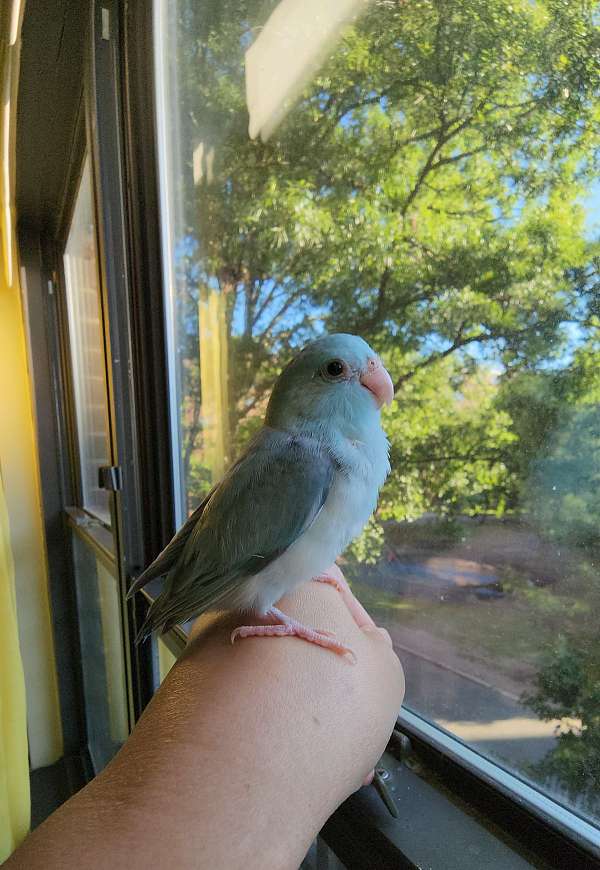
[63,155,112,525]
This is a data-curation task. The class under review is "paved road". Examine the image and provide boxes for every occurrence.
[368,554,558,768]
[399,647,557,767]
[360,556,576,805]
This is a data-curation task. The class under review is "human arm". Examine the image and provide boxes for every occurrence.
[6,578,404,870]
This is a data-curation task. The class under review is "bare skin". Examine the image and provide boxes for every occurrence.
[7,577,404,870]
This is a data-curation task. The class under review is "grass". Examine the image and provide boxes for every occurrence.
[348,576,556,681]
[344,517,594,689]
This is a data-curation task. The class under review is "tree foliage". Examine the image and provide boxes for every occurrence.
[172,0,599,502]
[525,614,600,808]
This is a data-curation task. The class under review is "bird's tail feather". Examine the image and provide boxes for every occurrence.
[135,588,173,644]
[134,567,243,645]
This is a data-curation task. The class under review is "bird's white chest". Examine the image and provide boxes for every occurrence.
[240,429,390,614]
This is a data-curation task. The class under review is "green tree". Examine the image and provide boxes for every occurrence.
[530,404,600,550]
[380,358,517,521]
[171,0,599,518]
[504,348,600,809]
[525,618,600,811]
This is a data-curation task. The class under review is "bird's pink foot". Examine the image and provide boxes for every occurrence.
[231,606,355,663]
[313,565,376,630]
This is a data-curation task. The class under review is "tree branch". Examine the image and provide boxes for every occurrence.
[394,324,488,391]
[400,134,447,216]
[258,288,305,339]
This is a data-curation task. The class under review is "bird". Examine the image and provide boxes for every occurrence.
[128,333,394,658]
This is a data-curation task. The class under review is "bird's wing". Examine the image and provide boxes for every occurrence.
[126,491,214,598]
[136,428,336,638]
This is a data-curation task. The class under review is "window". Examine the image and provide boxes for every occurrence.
[62,153,129,771]
[154,0,600,832]
[63,154,112,525]
[70,528,129,771]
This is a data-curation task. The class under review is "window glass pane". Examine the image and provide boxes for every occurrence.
[63,154,112,524]
[155,0,600,827]
[71,528,128,771]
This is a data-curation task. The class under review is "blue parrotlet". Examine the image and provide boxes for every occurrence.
[129,333,394,658]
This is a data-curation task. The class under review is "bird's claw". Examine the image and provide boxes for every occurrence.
[231,609,355,663]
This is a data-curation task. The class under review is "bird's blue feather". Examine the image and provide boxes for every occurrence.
[136,428,337,639]
[132,333,391,642]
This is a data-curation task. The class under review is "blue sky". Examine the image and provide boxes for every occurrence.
[582,177,600,239]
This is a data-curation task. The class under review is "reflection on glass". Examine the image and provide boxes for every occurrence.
[63,155,111,524]
[71,531,128,771]
[155,0,600,825]
[246,0,369,142]
[198,285,230,481]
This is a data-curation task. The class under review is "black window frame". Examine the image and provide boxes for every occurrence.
[15,0,162,774]
[39,2,143,758]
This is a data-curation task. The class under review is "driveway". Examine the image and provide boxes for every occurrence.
[399,648,558,766]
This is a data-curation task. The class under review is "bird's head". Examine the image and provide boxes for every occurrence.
[265,333,394,439]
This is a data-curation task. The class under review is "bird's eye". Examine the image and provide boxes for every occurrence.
[323,359,346,380]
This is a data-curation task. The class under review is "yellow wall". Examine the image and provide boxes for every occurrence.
[0,0,63,788]
[0,469,29,859]
[0,267,63,770]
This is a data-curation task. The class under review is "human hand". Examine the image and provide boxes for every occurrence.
[183,568,404,843]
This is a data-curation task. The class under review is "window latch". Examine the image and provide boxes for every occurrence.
[373,766,400,819]
[98,465,122,491]
[371,729,414,819]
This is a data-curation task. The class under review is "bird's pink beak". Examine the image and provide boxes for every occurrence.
[360,357,394,408]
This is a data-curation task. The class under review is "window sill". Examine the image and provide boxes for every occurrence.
[322,749,536,870]
[65,506,115,568]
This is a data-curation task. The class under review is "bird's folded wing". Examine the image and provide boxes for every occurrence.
[135,428,337,636]
[126,493,213,597]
